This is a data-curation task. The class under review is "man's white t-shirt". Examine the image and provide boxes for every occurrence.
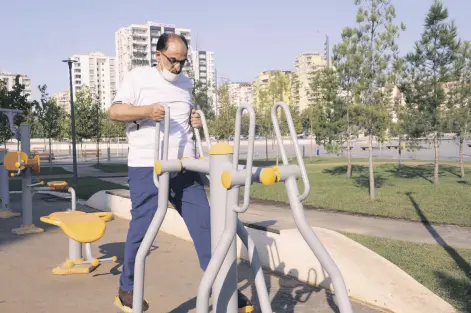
[112,66,195,167]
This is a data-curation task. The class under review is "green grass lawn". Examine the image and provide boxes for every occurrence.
[37,166,71,175]
[347,233,471,313]
[93,163,128,173]
[249,163,471,226]
[9,177,127,200]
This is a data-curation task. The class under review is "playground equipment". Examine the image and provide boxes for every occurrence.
[0,108,44,235]
[116,102,353,313]
[40,180,118,275]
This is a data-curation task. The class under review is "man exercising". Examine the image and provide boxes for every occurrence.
[109,32,253,312]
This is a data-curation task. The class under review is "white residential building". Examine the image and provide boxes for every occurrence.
[70,52,117,110]
[0,70,32,101]
[52,90,70,113]
[115,21,192,87]
[228,82,254,108]
[191,50,216,111]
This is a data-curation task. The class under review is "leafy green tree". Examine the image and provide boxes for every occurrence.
[35,85,66,164]
[333,26,363,177]
[402,0,459,184]
[256,89,273,160]
[446,41,471,178]
[348,0,405,199]
[0,81,12,147]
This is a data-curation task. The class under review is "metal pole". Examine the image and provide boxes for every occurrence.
[68,187,82,260]
[11,124,44,235]
[0,149,20,218]
[209,148,237,313]
[63,59,78,186]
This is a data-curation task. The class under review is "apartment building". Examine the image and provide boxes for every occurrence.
[227,82,254,107]
[70,52,117,110]
[192,50,216,111]
[52,90,71,113]
[294,52,328,111]
[115,21,192,86]
[0,70,32,101]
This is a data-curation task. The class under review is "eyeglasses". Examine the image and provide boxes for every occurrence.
[161,52,187,67]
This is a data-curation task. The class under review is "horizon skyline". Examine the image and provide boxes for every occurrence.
[2,0,470,101]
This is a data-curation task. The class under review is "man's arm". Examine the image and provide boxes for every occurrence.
[109,103,152,122]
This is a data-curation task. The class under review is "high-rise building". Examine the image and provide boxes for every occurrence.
[191,50,216,112]
[70,52,117,110]
[253,70,292,110]
[52,90,70,113]
[293,52,328,111]
[0,70,32,101]
[115,21,192,86]
[227,82,254,108]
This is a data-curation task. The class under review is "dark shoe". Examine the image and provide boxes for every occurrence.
[114,289,149,312]
[237,290,254,313]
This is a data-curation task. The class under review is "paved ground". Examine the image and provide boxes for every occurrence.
[0,194,381,313]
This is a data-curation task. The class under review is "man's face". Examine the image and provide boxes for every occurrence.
[156,39,188,74]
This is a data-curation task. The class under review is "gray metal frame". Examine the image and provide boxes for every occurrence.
[271,102,353,313]
[132,102,352,313]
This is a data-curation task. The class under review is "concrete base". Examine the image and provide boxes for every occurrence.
[0,210,21,219]
[86,189,458,313]
[11,223,44,235]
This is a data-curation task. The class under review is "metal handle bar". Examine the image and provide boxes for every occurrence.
[193,109,211,158]
[153,103,170,188]
[232,104,256,213]
[271,102,310,202]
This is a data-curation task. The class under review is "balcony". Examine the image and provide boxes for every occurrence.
[133,35,147,42]
[133,51,147,58]
[132,59,150,66]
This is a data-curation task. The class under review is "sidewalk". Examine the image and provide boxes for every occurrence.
[0,194,379,313]
[241,200,471,249]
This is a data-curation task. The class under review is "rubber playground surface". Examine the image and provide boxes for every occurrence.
[0,193,381,313]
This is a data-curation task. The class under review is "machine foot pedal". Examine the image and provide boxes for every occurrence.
[51,259,99,275]
[114,295,149,312]
[11,224,44,235]
[0,210,21,219]
[238,305,255,313]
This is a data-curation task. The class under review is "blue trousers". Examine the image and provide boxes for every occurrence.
[119,167,211,292]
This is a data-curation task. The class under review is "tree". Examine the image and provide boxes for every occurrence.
[256,89,273,161]
[192,79,214,119]
[333,26,364,177]
[35,84,66,165]
[208,85,236,141]
[0,81,13,147]
[446,41,471,178]
[402,0,459,184]
[348,0,405,200]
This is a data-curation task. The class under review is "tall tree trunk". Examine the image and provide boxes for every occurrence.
[48,137,52,173]
[265,136,268,161]
[310,119,314,161]
[397,135,402,174]
[459,136,465,178]
[434,133,439,184]
[368,133,375,200]
[347,139,352,178]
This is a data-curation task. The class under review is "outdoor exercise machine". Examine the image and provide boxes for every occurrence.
[39,180,118,275]
[0,108,44,235]
[117,102,353,313]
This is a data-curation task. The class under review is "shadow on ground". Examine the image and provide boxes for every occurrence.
[406,192,471,312]
[323,165,387,189]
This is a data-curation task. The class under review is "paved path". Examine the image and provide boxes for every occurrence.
[0,194,380,313]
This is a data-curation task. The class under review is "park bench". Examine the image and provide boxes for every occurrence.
[360,146,379,151]
[81,149,99,160]
[31,150,55,160]
[386,145,399,149]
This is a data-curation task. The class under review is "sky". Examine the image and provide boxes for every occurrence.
[1,0,471,101]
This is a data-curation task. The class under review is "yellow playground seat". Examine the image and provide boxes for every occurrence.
[40,181,117,275]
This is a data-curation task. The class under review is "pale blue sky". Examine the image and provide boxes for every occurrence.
[1,0,470,101]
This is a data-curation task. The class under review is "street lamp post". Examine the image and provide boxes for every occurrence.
[62,58,79,186]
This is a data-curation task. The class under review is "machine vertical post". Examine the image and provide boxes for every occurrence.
[209,144,237,313]
[0,149,19,218]
[11,124,44,235]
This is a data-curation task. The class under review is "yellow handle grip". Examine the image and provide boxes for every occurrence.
[92,212,113,222]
